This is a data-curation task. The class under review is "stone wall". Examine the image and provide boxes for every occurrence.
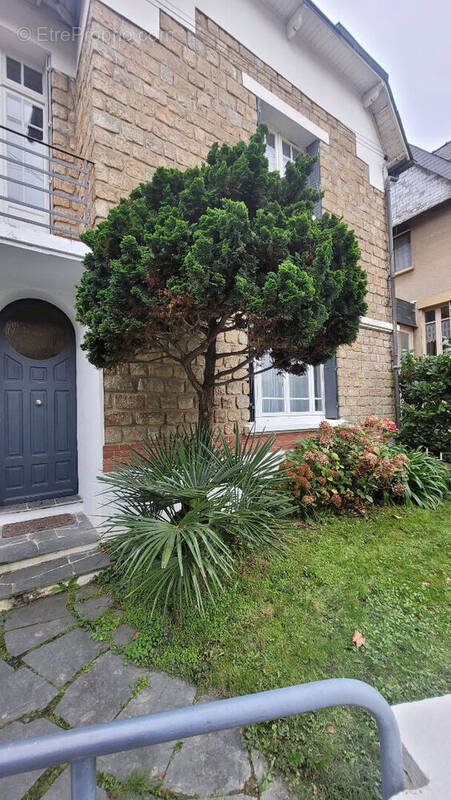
[50,71,91,236]
[336,327,394,420]
[56,0,394,456]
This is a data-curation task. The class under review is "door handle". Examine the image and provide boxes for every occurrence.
[35,399,42,406]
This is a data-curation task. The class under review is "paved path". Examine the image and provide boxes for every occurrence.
[0,586,288,800]
[1,586,447,799]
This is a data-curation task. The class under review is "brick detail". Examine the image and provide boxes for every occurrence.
[103,429,314,471]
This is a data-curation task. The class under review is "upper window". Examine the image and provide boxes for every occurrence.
[399,331,410,360]
[394,231,412,272]
[6,57,43,95]
[265,130,301,174]
[1,52,47,219]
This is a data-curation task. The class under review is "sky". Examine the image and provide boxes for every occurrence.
[314,0,451,152]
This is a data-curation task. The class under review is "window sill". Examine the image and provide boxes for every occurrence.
[394,266,414,276]
[246,416,345,433]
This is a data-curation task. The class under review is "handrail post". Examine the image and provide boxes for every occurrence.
[71,756,96,799]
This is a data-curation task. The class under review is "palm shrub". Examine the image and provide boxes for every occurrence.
[101,426,293,612]
[402,448,451,509]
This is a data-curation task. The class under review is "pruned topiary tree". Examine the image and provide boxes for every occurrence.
[76,126,367,428]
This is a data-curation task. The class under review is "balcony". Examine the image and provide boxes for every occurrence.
[0,124,91,240]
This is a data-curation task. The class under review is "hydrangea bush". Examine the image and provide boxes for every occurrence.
[281,417,409,514]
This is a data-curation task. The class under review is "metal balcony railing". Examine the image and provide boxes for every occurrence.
[0,678,405,800]
[0,124,91,238]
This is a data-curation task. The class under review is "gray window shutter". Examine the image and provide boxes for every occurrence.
[323,355,339,419]
[307,140,339,419]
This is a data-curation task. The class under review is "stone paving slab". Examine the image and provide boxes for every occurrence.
[251,748,268,782]
[0,658,14,679]
[55,651,147,727]
[41,769,109,800]
[23,628,105,686]
[0,666,58,725]
[0,719,61,800]
[74,594,113,620]
[100,672,196,782]
[4,594,73,631]
[75,582,100,600]
[5,616,74,656]
[163,724,252,796]
[113,623,137,646]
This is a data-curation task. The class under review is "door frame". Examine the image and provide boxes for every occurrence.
[0,297,78,506]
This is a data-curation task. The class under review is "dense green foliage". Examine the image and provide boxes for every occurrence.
[101,426,293,612]
[403,447,451,509]
[76,126,367,425]
[398,349,451,459]
[281,417,409,513]
[97,504,451,800]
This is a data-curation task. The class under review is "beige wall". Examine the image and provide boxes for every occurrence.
[395,201,451,356]
[395,202,451,305]
[51,0,394,451]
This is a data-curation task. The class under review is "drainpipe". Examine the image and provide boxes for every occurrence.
[385,174,401,428]
[45,54,54,234]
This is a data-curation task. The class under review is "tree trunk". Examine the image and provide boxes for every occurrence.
[197,384,215,429]
[197,325,217,429]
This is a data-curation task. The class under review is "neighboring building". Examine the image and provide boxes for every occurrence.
[392,143,451,358]
[0,0,410,525]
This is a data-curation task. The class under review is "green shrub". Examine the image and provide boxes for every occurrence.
[403,448,451,509]
[398,349,451,459]
[101,426,293,612]
[282,417,407,515]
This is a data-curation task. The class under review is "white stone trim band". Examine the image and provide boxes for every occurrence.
[242,73,329,145]
[360,316,394,332]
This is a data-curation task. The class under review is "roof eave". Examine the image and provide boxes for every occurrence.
[303,1,411,172]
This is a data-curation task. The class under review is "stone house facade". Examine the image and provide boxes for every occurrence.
[0,0,410,517]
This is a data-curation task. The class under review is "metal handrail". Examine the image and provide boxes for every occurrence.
[0,125,94,165]
[0,678,404,799]
[0,123,90,237]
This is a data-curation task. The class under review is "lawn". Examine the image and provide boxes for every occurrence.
[100,503,451,800]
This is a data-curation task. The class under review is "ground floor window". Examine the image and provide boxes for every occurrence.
[441,304,450,345]
[254,355,324,428]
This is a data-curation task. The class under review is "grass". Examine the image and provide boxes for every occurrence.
[100,503,451,800]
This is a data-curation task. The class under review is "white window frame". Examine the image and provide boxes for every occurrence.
[254,362,325,431]
[440,302,450,347]
[265,128,301,174]
[252,126,326,431]
[0,49,48,227]
[393,229,412,273]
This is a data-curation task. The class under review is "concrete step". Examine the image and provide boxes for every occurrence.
[393,694,451,798]
[0,513,109,605]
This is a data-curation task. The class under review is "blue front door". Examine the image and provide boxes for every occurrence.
[0,299,78,506]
